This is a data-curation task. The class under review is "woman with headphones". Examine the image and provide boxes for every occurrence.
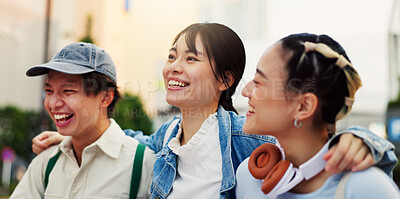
[237,33,399,198]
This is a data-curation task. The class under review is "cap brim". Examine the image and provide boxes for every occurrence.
[26,62,94,77]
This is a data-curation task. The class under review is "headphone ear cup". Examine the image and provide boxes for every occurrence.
[248,143,282,179]
[261,160,291,194]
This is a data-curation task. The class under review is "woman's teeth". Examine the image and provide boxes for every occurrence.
[249,106,255,113]
[168,80,188,87]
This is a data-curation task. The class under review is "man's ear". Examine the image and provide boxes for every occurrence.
[101,89,115,108]
[295,93,318,121]
[219,71,235,91]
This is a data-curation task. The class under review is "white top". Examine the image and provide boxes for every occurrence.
[10,119,155,199]
[236,157,269,199]
[278,167,400,199]
[167,113,222,199]
[236,159,400,199]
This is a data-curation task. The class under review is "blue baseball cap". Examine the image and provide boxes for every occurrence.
[26,42,117,83]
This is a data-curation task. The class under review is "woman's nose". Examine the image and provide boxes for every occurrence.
[169,59,183,74]
[242,81,254,98]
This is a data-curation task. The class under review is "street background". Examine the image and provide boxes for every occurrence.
[0,0,399,196]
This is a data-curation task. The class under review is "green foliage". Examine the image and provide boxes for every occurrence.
[389,77,400,106]
[0,106,52,162]
[79,14,94,44]
[112,94,153,135]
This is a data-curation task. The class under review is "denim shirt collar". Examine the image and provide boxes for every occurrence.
[217,106,237,193]
[151,106,276,198]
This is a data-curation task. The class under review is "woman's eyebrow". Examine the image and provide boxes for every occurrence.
[256,68,268,80]
[185,50,203,55]
[169,47,177,52]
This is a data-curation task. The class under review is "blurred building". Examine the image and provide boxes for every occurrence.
[0,0,269,128]
[0,0,199,117]
[0,0,45,110]
[388,0,400,154]
[0,0,395,134]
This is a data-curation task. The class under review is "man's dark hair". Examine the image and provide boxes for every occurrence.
[82,72,121,117]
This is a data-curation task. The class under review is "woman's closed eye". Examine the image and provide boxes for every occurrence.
[187,56,199,61]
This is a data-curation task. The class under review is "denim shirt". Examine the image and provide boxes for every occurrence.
[124,106,397,199]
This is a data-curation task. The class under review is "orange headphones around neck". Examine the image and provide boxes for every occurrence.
[248,142,329,198]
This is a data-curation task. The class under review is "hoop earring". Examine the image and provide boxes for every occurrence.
[294,118,302,128]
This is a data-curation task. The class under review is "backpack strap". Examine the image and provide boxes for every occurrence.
[44,150,61,190]
[334,172,352,199]
[129,143,146,199]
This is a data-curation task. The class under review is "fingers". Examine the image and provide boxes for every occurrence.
[346,144,368,169]
[325,134,352,173]
[324,146,336,172]
[46,133,65,146]
[323,145,334,161]
[32,144,46,155]
[351,154,374,172]
[31,131,63,154]
[325,133,374,174]
[336,136,363,172]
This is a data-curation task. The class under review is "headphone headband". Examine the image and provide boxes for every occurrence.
[248,141,330,198]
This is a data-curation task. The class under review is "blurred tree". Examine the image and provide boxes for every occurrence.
[113,93,153,135]
[79,14,94,44]
[0,106,54,163]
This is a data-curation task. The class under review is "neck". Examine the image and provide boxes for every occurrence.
[71,117,110,166]
[276,123,331,193]
[179,105,218,145]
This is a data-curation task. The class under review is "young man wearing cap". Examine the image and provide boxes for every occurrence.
[10,42,154,199]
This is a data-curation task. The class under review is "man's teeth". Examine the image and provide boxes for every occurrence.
[54,114,72,120]
[249,106,255,113]
[168,80,188,87]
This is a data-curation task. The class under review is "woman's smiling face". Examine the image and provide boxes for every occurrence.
[242,43,298,136]
[163,34,224,111]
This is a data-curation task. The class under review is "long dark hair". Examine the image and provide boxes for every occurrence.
[172,23,246,114]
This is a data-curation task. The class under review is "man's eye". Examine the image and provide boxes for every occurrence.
[64,90,76,94]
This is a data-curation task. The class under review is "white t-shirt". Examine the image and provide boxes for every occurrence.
[236,157,400,199]
[167,113,222,199]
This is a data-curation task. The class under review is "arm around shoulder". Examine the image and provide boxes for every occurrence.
[331,126,398,176]
[123,117,179,153]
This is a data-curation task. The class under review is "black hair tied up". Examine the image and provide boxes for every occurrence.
[279,33,362,126]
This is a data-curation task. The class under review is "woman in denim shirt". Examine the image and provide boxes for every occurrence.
[32,23,397,199]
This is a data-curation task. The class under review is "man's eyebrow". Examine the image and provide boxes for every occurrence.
[44,81,78,88]
[256,68,268,79]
